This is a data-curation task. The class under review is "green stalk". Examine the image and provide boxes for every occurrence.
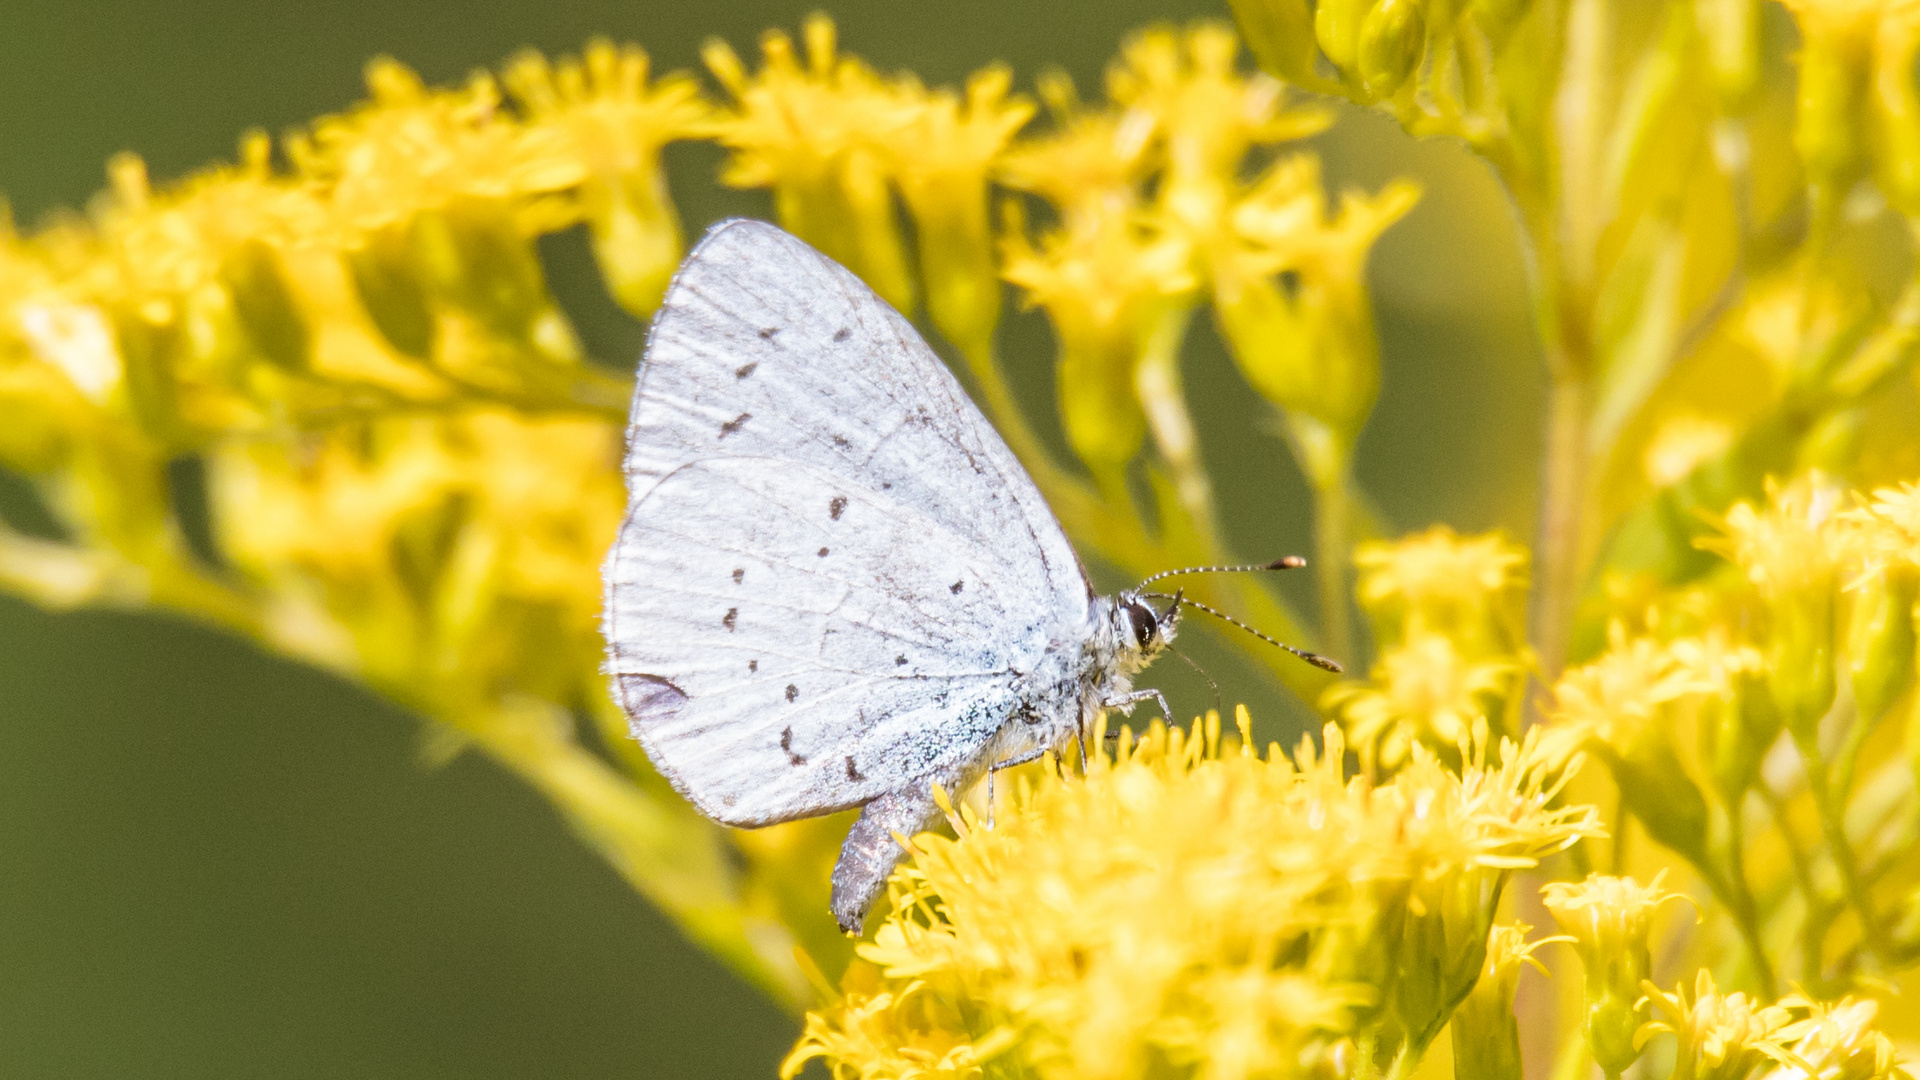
[1719,790,1780,998]
[1312,467,1357,670]
[1796,729,1894,967]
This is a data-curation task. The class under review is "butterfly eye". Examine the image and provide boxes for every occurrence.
[1126,601,1158,648]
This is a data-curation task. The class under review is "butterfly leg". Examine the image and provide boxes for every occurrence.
[984,746,1049,828]
[1103,688,1174,723]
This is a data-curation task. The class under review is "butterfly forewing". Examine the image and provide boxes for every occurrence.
[603,220,1090,826]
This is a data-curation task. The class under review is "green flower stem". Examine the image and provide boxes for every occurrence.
[1135,304,1218,548]
[1758,780,1836,991]
[1713,790,1779,998]
[1795,727,1895,967]
[1532,368,1592,685]
[1311,464,1357,671]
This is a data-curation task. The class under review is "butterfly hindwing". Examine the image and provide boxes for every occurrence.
[606,456,1048,825]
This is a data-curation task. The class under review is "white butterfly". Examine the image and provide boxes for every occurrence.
[602,220,1335,933]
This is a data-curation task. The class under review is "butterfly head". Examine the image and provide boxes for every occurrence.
[1113,591,1181,671]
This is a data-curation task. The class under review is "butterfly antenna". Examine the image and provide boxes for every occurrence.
[1140,591,1344,673]
[1167,644,1223,716]
[1134,556,1308,592]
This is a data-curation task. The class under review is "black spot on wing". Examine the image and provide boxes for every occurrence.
[829,495,848,520]
[731,568,744,584]
[780,726,806,766]
[758,326,779,340]
[832,434,850,448]
[895,654,907,666]
[786,683,799,702]
[833,327,851,342]
[845,755,863,781]
[950,580,964,594]
[722,607,738,631]
[817,546,830,557]
[617,673,687,721]
[719,412,751,438]
[735,362,758,379]
[748,659,758,673]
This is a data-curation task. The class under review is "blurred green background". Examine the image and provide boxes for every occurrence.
[0,1,1537,1075]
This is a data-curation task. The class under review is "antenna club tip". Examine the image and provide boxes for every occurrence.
[1305,653,1344,673]
[1267,556,1308,570]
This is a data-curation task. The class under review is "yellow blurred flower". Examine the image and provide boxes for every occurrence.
[1353,525,1529,653]
[705,15,918,312]
[1324,631,1521,772]
[1769,994,1912,1080]
[1701,476,1851,735]
[1637,970,1795,1080]
[1451,923,1562,1080]
[504,39,712,318]
[1542,872,1692,1077]
[885,67,1033,360]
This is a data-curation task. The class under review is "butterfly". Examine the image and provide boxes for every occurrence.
[602,220,1337,934]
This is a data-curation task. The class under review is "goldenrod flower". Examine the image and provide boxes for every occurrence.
[1700,476,1852,737]
[705,16,918,312]
[1637,970,1795,1080]
[1352,525,1529,655]
[1323,631,1520,772]
[504,40,711,318]
[789,712,1596,1079]
[293,59,585,232]
[1105,23,1325,254]
[1450,924,1562,1080]
[995,72,1153,233]
[209,409,623,692]
[884,67,1032,361]
[290,58,593,367]
[1769,994,1912,1080]
[1211,153,1416,475]
[1541,873,1692,1078]
[1000,205,1194,478]
[1546,626,1757,862]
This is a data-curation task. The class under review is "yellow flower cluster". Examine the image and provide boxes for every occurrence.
[1326,526,1530,773]
[0,20,1423,1006]
[786,711,1597,1080]
[1538,474,1920,1004]
[4,5,1920,1077]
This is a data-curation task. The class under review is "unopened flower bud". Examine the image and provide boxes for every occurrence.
[1846,566,1917,724]
[221,238,312,371]
[1695,0,1762,109]
[1542,873,1687,1077]
[345,225,436,359]
[1794,29,1873,196]
[1450,925,1553,1080]
[1314,0,1372,74]
[1358,0,1426,97]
